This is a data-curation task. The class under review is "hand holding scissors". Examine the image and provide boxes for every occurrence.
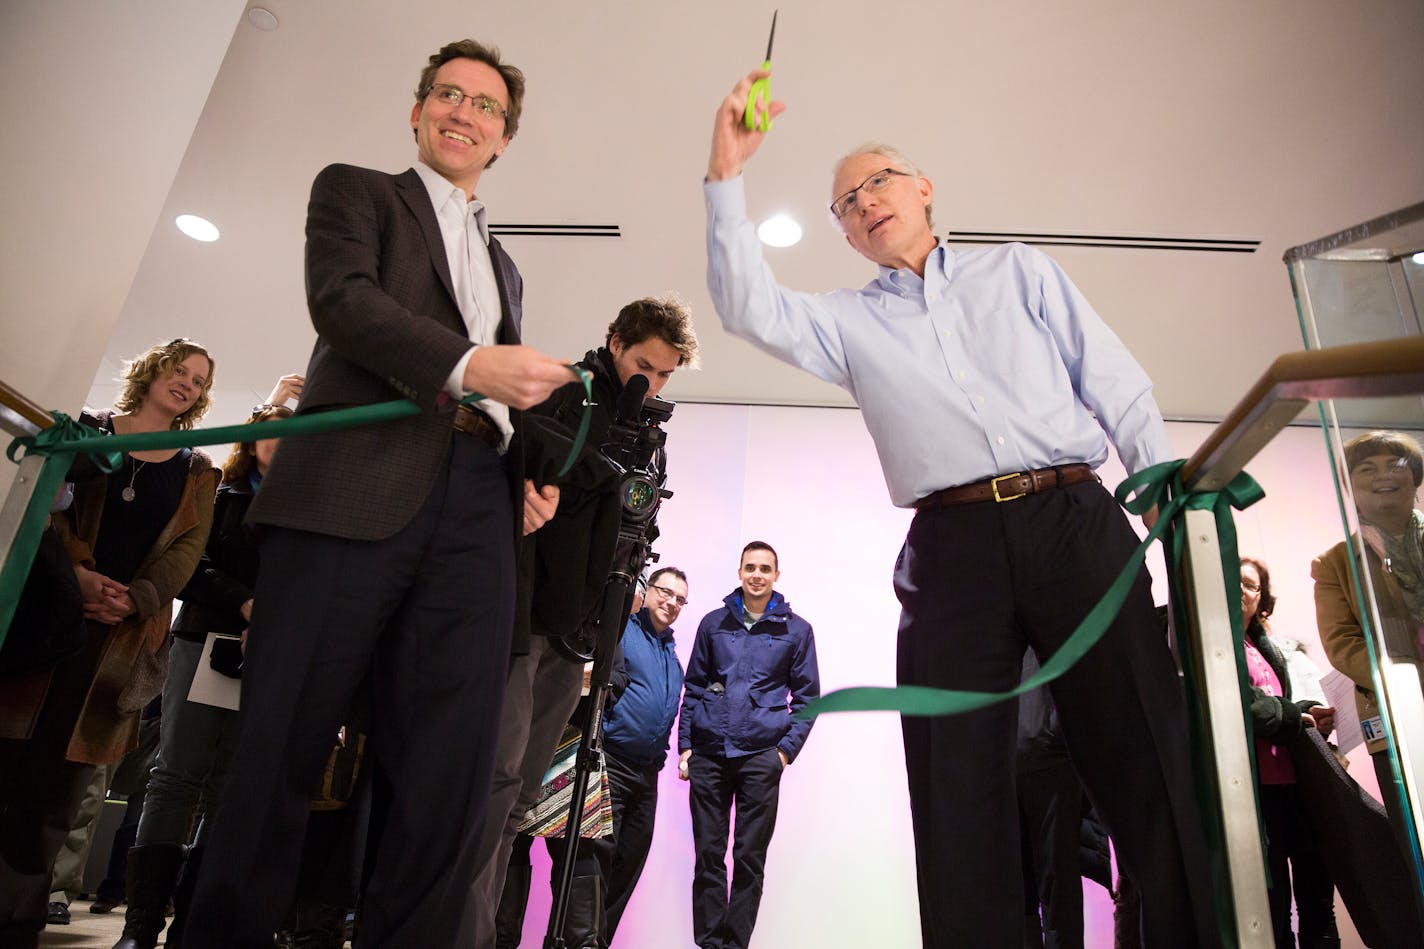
[743,10,778,131]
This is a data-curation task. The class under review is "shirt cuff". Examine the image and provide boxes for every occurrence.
[704,175,748,217]
[445,345,477,398]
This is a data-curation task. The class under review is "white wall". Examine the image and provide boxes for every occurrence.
[0,0,246,494]
[511,402,1375,947]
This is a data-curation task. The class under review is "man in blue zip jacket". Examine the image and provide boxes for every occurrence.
[677,541,819,949]
[590,565,690,942]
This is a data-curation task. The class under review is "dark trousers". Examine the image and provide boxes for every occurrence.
[1259,783,1337,947]
[687,748,783,949]
[186,437,515,948]
[1018,761,1085,949]
[587,749,662,940]
[895,481,1215,949]
[0,622,107,944]
[467,635,583,947]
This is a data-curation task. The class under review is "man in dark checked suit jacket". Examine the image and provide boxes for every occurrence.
[186,40,574,948]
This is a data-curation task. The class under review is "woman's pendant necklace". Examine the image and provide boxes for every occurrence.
[122,457,147,502]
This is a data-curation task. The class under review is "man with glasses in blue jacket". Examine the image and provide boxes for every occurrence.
[585,566,691,942]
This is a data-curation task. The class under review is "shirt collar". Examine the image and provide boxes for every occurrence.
[874,240,955,299]
[411,161,490,246]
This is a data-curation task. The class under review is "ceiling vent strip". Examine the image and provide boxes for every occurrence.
[490,223,622,238]
[945,230,1260,254]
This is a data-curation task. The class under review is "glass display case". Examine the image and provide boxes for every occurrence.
[1285,201,1424,910]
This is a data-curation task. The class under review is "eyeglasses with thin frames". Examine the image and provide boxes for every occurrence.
[424,83,507,121]
[830,167,912,219]
[649,584,688,607]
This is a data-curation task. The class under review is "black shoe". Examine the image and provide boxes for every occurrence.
[90,896,122,914]
[46,901,71,925]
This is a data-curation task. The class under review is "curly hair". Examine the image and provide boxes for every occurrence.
[114,338,215,430]
[606,295,701,369]
[1240,556,1275,639]
[221,404,294,485]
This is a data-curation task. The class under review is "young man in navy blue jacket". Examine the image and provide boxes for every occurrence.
[677,542,819,949]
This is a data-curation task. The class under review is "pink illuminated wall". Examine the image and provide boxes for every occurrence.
[516,403,1373,948]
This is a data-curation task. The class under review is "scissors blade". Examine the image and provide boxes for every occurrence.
[764,10,778,63]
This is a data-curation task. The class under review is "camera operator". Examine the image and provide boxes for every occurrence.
[466,296,700,948]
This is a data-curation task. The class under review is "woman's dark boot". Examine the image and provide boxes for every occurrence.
[159,844,204,949]
[110,844,184,949]
[547,875,606,949]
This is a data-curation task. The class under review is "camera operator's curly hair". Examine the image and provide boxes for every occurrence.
[606,295,700,369]
[114,337,215,430]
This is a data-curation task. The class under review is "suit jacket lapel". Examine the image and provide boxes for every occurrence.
[395,168,459,310]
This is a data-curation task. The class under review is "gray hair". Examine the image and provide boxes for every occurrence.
[830,142,934,231]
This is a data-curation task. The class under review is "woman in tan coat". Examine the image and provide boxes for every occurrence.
[0,338,218,948]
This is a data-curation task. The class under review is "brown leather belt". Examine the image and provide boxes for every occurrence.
[915,464,1099,508]
[452,403,501,449]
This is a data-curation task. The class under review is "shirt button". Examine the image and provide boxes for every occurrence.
[956,370,966,380]
[997,436,1006,445]
[975,395,985,403]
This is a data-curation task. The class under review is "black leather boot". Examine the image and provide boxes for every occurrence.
[110,844,184,949]
[547,875,605,949]
[495,861,532,949]
[159,844,203,949]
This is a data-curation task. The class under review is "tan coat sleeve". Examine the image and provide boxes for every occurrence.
[1312,546,1373,692]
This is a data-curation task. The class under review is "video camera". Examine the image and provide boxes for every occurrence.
[599,375,673,529]
[551,374,673,663]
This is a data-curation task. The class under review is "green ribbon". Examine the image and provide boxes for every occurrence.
[0,369,593,649]
[797,460,1265,945]
[797,460,1264,722]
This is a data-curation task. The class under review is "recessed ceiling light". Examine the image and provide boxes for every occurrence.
[176,214,220,242]
[247,6,279,31]
[1412,251,1424,265]
[757,214,803,248]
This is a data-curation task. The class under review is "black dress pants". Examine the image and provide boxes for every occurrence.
[895,480,1216,948]
[687,748,783,949]
[185,437,516,948]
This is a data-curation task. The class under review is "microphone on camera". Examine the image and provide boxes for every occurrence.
[616,374,650,423]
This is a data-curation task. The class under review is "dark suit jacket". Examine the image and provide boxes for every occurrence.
[251,163,525,540]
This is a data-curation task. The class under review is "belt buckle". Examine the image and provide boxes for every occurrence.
[991,472,1026,503]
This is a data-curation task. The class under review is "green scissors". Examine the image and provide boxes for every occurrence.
[743,10,778,132]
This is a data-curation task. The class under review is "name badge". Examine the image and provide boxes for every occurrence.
[1361,715,1385,742]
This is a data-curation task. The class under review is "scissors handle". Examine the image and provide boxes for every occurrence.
[744,60,773,132]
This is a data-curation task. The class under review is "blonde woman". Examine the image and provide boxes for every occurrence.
[0,338,218,947]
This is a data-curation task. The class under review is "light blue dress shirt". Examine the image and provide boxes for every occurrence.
[705,176,1172,508]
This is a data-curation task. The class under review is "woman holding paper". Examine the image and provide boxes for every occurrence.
[112,386,298,949]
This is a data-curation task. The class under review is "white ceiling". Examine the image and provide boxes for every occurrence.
[90,0,1424,425]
